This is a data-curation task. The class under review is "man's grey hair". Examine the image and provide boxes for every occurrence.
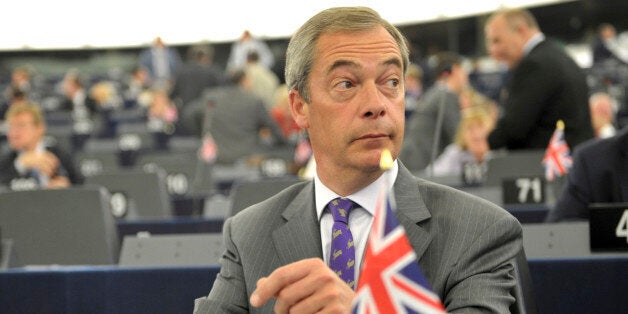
[285,6,410,103]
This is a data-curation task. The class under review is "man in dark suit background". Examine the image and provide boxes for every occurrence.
[170,44,226,109]
[195,6,522,313]
[485,8,594,150]
[546,126,628,222]
[0,102,83,190]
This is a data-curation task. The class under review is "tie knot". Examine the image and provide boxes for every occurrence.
[328,198,354,224]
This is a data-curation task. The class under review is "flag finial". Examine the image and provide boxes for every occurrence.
[557,120,565,130]
[380,149,393,171]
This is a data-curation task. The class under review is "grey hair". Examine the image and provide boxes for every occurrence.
[285,6,410,103]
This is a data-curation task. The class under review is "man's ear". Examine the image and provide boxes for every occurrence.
[289,89,310,129]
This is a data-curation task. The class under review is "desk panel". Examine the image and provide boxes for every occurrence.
[116,217,224,241]
[529,256,628,314]
[2,257,627,314]
[0,266,219,314]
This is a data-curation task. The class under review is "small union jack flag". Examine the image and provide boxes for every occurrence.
[352,182,446,314]
[542,120,572,182]
[199,132,217,164]
[294,133,312,165]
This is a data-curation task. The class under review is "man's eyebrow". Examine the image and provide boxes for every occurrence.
[327,60,358,75]
[326,57,402,74]
[383,57,402,70]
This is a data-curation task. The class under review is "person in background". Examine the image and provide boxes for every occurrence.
[403,62,424,118]
[194,6,522,313]
[148,88,178,126]
[90,81,122,111]
[428,105,496,178]
[194,70,285,164]
[60,70,97,121]
[592,23,628,65]
[484,8,594,150]
[545,126,628,222]
[245,51,280,109]
[0,102,83,190]
[589,92,618,138]
[269,84,301,142]
[400,51,469,172]
[139,36,182,90]
[170,43,226,109]
[3,66,33,105]
[123,65,153,108]
[226,30,275,74]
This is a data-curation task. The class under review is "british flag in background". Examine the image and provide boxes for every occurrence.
[199,132,217,164]
[542,120,572,182]
[352,182,446,314]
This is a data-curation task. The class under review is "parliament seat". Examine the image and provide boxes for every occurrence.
[485,150,545,186]
[0,186,119,267]
[118,233,223,267]
[86,169,172,219]
[229,177,302,217]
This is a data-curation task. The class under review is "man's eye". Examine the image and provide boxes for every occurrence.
[386,78,400,88]
[335,81,353,90]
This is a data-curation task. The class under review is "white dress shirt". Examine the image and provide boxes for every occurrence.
[314,160,399,282]
[14,141,49,186]
[523,33,546,57]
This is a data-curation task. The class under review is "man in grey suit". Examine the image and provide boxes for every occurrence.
[401,52,469,172]
[185,70,285,164]
[195,6,522,313]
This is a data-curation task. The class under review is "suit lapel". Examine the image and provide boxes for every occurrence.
[270,163,434,266]
[393,163,433,261]
[272,181,323,265]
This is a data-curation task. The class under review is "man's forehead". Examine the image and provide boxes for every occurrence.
[9,112,36,124]
[317,35,401,68]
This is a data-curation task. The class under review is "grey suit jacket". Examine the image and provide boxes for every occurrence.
[401,83,461,172]
[201,85,285,164]
[195,163,522,313]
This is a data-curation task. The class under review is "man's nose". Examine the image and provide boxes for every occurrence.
[360,83,386,119]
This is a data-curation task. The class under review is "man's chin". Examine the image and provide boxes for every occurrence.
[356,149,394,170]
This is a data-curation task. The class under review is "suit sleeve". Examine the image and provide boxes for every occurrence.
[0,152,19,186]
[488,58,557,149]
[53,147,85,185]
[194,218,249,314]
[445,214,522,313]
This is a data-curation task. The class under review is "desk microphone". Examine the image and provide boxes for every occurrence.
[428,86,448,178]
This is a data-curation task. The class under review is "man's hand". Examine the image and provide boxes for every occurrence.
[250,258,355,313]
[19,151,60,177]
[47,175,70,189]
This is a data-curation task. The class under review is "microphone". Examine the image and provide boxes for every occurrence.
[428,85,448,178]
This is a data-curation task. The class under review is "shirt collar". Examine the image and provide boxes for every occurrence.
[523,33,545,57]
[19,141,45,154]
[314,160,399,220]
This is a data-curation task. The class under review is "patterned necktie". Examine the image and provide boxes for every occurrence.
[328,198,356,289]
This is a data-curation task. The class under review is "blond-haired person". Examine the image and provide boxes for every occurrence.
[0,102,83,190]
